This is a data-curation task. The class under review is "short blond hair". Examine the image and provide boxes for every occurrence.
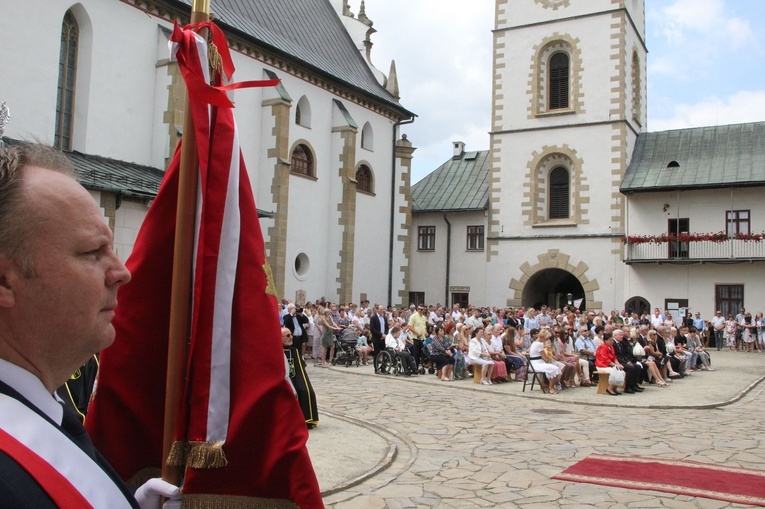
[0,143,75,276]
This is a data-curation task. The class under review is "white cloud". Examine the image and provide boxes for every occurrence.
[648,0,757,78]
[649,90,765,131]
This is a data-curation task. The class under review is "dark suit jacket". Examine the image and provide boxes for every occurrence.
[0,380,138,508]
[284,312,309,343]
[614,339,637,364]
[370,313,388,342]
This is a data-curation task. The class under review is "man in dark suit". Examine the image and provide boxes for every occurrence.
[612,329,644,394]
[0,144,179,507]
[284,304,310,358]
[370,304,389,373]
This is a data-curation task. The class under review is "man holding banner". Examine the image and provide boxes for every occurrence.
[0,144,179,507]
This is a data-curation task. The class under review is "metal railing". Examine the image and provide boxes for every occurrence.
[626,239,765,262]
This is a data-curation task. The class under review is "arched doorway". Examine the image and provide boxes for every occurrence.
[522,268,586,310]
[625,296,650,316]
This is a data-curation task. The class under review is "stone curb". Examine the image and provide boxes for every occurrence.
[324,365,765,411]
[315,408,417,497]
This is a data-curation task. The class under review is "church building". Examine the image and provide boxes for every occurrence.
[1,0,415,307]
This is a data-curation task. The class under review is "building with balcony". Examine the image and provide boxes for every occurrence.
[620,121,765,317]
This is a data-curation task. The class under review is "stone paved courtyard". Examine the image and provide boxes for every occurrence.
[305,350,765,508]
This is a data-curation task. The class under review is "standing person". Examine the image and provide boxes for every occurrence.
[711,310,726,351]
[0,144,179,507]
[282,328,318,428]
[756,312,765,353]
[407,305,428,368]
[319,308,340,367]
[370,304,389,373]
[284,304,309,360]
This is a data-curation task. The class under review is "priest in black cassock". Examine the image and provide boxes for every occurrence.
[282,327,318,428]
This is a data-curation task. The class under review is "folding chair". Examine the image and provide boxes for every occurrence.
[522,354,548,393]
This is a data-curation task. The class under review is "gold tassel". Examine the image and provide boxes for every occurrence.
[166,440,189,467]
[186,441,228,468]
[208,43,223,84]
[182,494,299,509]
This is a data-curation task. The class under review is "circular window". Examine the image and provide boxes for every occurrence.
[293,252,310,280]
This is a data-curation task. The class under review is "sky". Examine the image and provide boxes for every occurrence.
[358,0,765,183]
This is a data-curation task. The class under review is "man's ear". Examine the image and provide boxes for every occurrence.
[0,254,18,308]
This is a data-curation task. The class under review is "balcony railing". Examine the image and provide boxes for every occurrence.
[625,239,765,263]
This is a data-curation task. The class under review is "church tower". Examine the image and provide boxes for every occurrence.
[486,0,646,311]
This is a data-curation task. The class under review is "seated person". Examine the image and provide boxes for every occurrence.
[467,328,495,385]
[686,326,713,370]
[575,327,598,382]
[595,333,624,396]
[356,330,372,366]
[501,330,526,381]
[528,329,563,394]
[483,325,508,383]
[428,324,456,381]
[385,326,418,375]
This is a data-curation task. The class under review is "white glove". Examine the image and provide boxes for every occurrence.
[134,478,181,509]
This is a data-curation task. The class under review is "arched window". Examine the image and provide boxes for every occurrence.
[549,52,569,110]
[631,51,641,120]
[548,166,569,219]
[295,96,311,127]
[361,122,373,151]
[290,144,314,177]
[356,164,373,193]
[55,11,79,151]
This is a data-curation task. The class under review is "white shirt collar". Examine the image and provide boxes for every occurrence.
[0,358,63,425]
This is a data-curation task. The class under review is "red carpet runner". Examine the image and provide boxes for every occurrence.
[552,454,765,506]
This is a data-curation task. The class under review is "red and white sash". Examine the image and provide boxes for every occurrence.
[0,393,133,508]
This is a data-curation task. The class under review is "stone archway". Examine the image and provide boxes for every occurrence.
[522,268,585,310]
[508,249,602,310]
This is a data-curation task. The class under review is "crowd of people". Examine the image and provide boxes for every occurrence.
[279,299,749,395]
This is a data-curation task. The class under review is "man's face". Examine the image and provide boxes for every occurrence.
[1,168,131,386]
[377,305,385,314]
[281,328,293,346]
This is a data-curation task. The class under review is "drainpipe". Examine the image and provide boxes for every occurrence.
[388,116,416,306]
[443,212,452,306]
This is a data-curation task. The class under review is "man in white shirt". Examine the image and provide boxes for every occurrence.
[711,310,726,350]
[651,308,665,329]
[385,327,417,375]
[0,144,178,507]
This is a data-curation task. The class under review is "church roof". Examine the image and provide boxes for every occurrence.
[621,121,765,193]
[412,150,490,212]
[70,150,164,200]
[175,0,411,116]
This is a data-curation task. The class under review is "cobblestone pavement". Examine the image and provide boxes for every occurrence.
[305,351,765,508]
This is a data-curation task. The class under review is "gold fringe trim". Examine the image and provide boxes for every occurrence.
[182,494,299,509]
[167,440,189,467]
[186,441,228,469]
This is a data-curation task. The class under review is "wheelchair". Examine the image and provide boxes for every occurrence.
[375,348,405,376]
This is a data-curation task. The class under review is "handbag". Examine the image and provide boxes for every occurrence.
[633,343,645,357]
[608,368,625,386]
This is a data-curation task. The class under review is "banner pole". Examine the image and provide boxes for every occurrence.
[161,0,210,487]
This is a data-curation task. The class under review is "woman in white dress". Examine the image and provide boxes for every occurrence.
[527,329,563,394]
[467,328,495,385]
